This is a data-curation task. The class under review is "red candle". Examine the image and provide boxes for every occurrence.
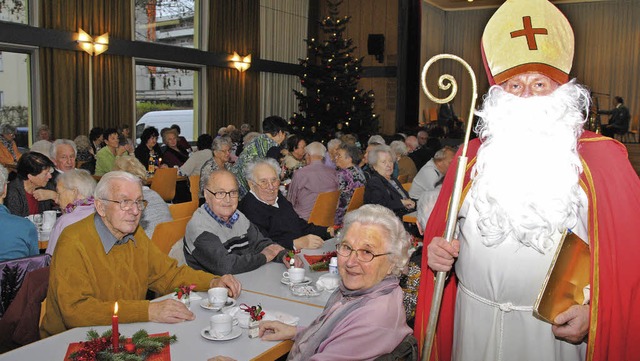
[112,302,119,351]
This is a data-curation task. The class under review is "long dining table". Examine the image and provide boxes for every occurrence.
[0,290,323,361]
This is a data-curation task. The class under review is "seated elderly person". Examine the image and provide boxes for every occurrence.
[50,139,78,177]
[409,146,456,201]
[40,171,242,337]
[258,204,412,360]
[6,152,57,217]
[334,143,366,226]
[0,164,38,262]
[0,124,22,165]
[390,140,417,182]
[364,145,415,217]
[287,142,338,220]
[179,133,213,177]
[238,159,333,250]
[199,136,232,200]
[184,170,301,275]
[113,156,172,239]
[46,169,96,255]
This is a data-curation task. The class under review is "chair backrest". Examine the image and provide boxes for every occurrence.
[0,254,51,318]
[402,182,412,192]
[150,216,191,254]
[188,175,200,202]
[307,190,340,227]
[150,167,178,202]
[429,107,438,121]
[397,174,409,184]
[373,333,418,361]
[168,200,198,220]
[346,186,365,212]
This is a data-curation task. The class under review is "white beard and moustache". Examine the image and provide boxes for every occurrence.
[470,80,591,253]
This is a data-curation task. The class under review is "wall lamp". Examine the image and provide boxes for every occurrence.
[231,52,251,72]
[77,28,109,56]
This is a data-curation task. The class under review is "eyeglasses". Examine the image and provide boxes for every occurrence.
[251,178,280,189]
[101,198,148,211]
[335,243,390,263]
[206,188,239,199]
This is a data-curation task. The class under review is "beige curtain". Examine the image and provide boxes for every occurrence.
[39,1,132,139]
[259,0,309,121]
[421,0,640,128]
[208,0,260,132]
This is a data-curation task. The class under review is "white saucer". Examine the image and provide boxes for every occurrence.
[201,325,242,341]
[281,276,312,286]
[200,297,237,311]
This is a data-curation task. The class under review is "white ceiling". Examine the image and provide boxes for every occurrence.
[423,0,610,11]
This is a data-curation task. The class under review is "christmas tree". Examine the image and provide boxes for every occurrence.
[290,0,377,141]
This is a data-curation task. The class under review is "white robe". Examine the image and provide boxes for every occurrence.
[452,191,589,361]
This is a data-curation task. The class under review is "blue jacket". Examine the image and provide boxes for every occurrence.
[0,204,39,262]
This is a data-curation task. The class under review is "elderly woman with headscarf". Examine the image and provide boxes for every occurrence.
[46,169,96,255]
[6,152,56,217]
[113,155,172,239]
[364,145,415,216]
[199,136,232,199]
[258,204,413,360]
[334,143,366,226]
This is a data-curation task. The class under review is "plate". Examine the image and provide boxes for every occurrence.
[200,297,237,311]
[281,276,312,286]
[290,284,322,297]
[201,326,242,341]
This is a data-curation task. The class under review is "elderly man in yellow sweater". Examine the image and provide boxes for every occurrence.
[40,171,241,338]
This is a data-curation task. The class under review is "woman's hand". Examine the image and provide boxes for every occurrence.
[33,189,58,202]
[401,198,415,210]
[259,320,296,341]
[426,237,460,272]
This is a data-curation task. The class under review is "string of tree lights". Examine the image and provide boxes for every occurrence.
[290,0,377,141]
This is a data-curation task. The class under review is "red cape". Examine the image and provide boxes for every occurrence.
[414,131,640,361]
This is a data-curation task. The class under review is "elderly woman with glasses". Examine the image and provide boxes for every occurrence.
[199,136,233,200]
[6,151,57,217]
[113,156,171,239]
[46,169,97,255]
[364,145,415,217]
[258,204,413,360]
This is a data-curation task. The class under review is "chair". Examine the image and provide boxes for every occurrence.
[0,254,51,318]
[346,186,365,212]
[307,190,340,227]
[188,175,200,202]
[373,334,418,361]
[150,216,191,254]
[620,115,639,143]
[150,167,178,202]
[397,174,409,184]
[169,200,198,219]
[402,182,412,192]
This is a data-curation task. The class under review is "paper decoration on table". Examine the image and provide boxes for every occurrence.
[304,251,338,272]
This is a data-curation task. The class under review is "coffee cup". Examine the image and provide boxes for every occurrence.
[209,314,233,337]
[283,267,305,284]
[42,210,57,231]
[208,287,228,308]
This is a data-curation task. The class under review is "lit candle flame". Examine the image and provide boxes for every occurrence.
[114,301,119,315]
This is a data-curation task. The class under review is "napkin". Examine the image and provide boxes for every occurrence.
[316,274,341,291]
[263,310,300,326]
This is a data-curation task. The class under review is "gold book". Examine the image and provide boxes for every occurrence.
[533,230,590,325]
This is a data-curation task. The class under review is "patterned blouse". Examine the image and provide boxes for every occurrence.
[335,165,367,226]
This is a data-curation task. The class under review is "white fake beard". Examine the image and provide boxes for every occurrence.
[470,80,590,253]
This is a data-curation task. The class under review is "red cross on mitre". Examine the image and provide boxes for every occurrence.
[510,16,548,50]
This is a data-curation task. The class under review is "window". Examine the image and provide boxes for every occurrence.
[134,0,199,49]
[0,0,29,24]
[0,91,4,107]
[0,52,3,71]
[135,63,199,142]
[0,50,31,148]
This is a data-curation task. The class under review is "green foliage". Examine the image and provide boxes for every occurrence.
[291,0,378,140]
[0,106,28,127]
[135,102,179,120]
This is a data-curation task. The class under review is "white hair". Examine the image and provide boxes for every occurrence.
[94,171,142,200]
[367,135,386,145]
[0,164,8,189]
[244,158,281,184]
[327,138,342,151]
[50,139,77,160]
[58,169,96,199]
[305,142,326,157]
[470,80,590,253]
[390,140,408,157]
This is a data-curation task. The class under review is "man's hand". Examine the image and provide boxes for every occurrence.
[210,274,242,298]
[33,189,58,202]
[426,236,460,273]
[552,305,590,344]
[282,254,303,268]
[293,235,323,250]
[261,244,284,262]
[148,299,195,323]
[259,320,297,341]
